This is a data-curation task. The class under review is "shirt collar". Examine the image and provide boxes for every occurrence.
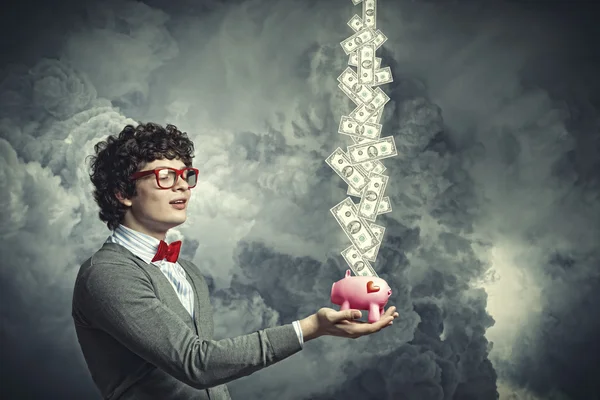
[107,224,175,265]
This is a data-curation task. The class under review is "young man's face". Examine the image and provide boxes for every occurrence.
[117,158,193,241]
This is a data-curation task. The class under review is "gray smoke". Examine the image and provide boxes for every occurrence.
[1,0,598,399]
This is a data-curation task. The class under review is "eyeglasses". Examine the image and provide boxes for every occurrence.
[130,167,199,189]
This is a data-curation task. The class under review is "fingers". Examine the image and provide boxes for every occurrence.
[355,316,393,334]
[383,306,397,316]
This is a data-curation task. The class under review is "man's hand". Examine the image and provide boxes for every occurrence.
[300,306,399,342]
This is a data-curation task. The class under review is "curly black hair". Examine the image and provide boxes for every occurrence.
[86,122,195,231]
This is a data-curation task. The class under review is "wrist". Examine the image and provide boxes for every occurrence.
[299,314,321,342]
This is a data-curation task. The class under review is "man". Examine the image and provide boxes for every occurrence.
[72,122,398,400]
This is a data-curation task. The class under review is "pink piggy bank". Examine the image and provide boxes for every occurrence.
[330,269,392,323]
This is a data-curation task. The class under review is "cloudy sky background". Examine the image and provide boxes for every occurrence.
[1,0,599,399]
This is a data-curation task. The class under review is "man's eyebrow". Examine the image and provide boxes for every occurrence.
[154,165,188,169]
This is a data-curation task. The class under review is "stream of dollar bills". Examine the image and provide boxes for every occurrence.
[327,0,397,278]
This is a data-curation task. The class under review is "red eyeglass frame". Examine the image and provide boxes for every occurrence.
[130,167,200,189]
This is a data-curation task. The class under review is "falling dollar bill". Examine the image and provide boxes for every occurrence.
[347,185,391,217]
[362,0,377,30]
[331,197,380,253]
[348,14,363,32]
[341,245,378,277]
[337,67,375,103]
[338,83,362,106]
[372,160,386,174]
[376,196,392,215]
[357,172,389,221]
[352,136,375,147]
[338,116,381,140]
[351,0,363,5]
[349,51,381,69]
[348,136,398,163]
[349,87,389,123]
[362,223,385,261]
[348,52,357,67]
[358,43,375,85]
[357,159,378,173]
[364,87,389,114]
[348,201,385,262]
[350,104,371,125]
[340,27,377,55]
[372,29,387,50]
[372,67,393,87]
[368,109,383,124]
[347,185,363,197]
[326,148,370,192]
[346,173,384,195]
[354,159,383,175]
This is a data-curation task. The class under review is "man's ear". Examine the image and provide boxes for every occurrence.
[115,191,132,207]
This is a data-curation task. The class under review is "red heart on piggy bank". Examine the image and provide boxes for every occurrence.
[366,281,380,293]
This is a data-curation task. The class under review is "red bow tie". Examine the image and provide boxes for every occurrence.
[152,240,182,263]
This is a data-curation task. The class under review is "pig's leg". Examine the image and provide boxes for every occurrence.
[368,303,381,323]
[340,300,350,311]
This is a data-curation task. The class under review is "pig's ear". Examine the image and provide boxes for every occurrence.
[345,269,352,278]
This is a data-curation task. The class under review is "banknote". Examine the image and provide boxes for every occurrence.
[338,116,381,141]
[372,29,387,50]
[354,162,370,177]
[347,184,364,197]
[351,159,376,174]
[349,87,389,123]
[372,160,386,174]
[376,196,392,215]
[358,172,389,221]
[360,159,385,174]
[349,104,370,125]
[348,201,384,262]
[362,0,377,30]
[348,187,390,204]
[364,87,390,114]
[349,52,381,69]
[358,43,375,85]
[351,0,363,5]
[326,148,370,192]
[348,136,398,163]
[362,223,385,262]
[338,83,361,106]
[340,27,377,55]
[352,136,374,146]
[358,159,377,173]
[372,67,393,87]
[368,109,382,124]
[331,197,380,253]
[348,51,357,67]
[337,67,375,104]
[341,245,379,277]
[348,14,363,32]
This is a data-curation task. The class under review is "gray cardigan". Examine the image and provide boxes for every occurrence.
[72,242,303,399]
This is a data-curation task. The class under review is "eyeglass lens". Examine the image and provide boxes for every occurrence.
[157,169,197,188]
